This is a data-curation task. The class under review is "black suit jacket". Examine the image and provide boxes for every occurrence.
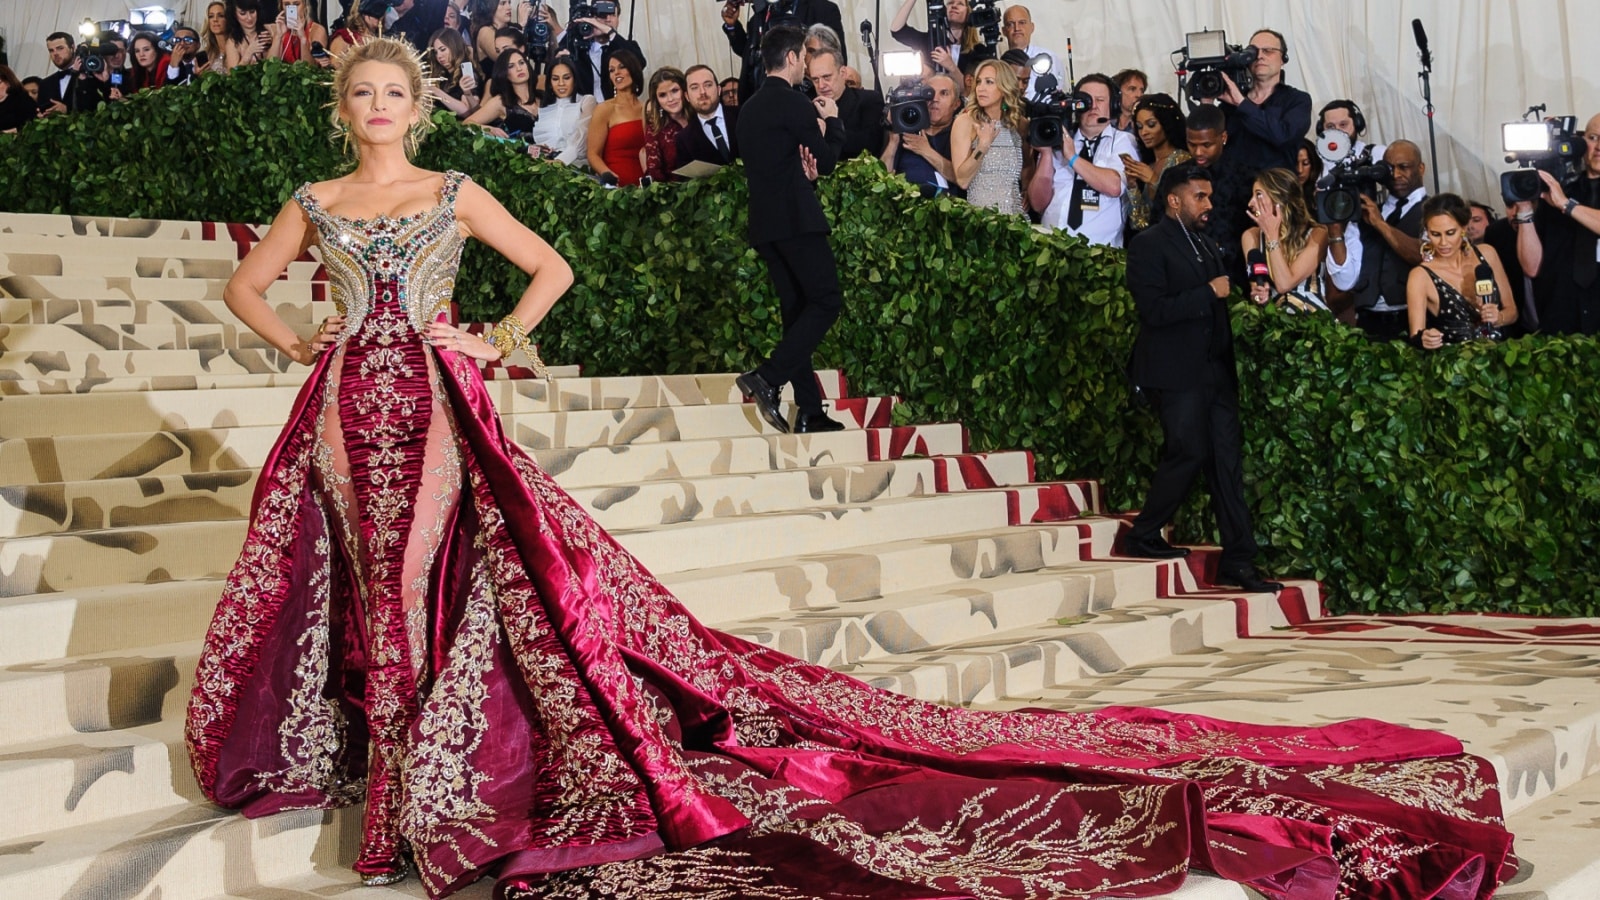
[676,105,740,167]
[560,35,647,101]
[724,0,845,102]
[1127,216,1234,390]
[834,88,885,161]
[737,77,846,245]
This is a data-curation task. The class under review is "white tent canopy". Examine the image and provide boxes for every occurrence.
[4,1,1597,203]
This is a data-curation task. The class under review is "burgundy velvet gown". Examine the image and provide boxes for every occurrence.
[185,171,1516,900]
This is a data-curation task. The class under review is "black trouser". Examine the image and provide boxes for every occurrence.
[1126,371,1259,569]
[754,234,843,416]
[1356,307,1409,341]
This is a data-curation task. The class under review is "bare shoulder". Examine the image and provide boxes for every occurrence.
[1478,242,1505,265]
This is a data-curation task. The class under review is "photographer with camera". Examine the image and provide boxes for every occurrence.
[722,0,845,104]
[1318,100,1385,166]
[1030,73,1138,247]
[1214,29,1311,178]
[890,0,985,76]
[1514,114,1600,335]
[881,73,961,197]
[39,31,116,114]
[1323,140,1428,340]
[560,1,646,100]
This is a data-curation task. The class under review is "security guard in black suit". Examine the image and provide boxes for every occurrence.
[734,25,847,434]
[1124,162,1283,594]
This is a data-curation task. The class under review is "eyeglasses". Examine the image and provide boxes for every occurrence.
[1252,46,1283,57]
[177,36,198,44]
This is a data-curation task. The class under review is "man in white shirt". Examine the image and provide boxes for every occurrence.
[1001,5,1062,101]
[1324,141,1428,339]
[1028,74,1139,247]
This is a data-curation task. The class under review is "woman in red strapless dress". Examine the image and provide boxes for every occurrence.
[586,48,647,186]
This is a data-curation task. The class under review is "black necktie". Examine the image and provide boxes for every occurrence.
[709,117,730,161]
[1066,136,1100,230]
[1385,197,1408,227]
[1574,179,1598,288]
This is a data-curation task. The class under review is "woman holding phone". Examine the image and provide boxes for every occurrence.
[270,0,332,66]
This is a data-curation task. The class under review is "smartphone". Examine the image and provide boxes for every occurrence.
[110,72,124,88]
[461,61,475,81]
[286,5,299,28]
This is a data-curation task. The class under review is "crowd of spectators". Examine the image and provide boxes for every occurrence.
[12,2,1599,341]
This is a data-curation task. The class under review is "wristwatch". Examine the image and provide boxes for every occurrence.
[1565,198,1581,217]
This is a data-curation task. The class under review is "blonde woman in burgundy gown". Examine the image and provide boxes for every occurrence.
[186,36,1515,900]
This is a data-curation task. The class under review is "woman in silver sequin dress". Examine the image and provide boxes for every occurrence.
[951,58,1032,215]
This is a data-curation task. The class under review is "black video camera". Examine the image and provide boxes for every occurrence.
[1314,147,1394,224]
[568,0,617,44]
[1177,30,1256,106]
[1021,66,1085,150]
[1500,110,1584,204]
[888,81,935,134]
[967,0,1002,49]
[76,38,119,76]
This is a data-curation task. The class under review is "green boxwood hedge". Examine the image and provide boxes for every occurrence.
[4,62,1597,615]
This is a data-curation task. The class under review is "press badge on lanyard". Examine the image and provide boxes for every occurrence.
[1076,137,1104,211]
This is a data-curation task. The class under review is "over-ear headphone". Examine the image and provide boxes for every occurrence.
[1076,73,1120,122]
[1315,99,1366,138]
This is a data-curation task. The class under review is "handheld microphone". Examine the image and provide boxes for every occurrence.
[1412,19,1431,69]
[1247,249,1271,293]
[1475,261,1495,299]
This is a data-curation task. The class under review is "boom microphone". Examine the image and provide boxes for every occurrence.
[1412,18,1431,70]
[860,20,872,39]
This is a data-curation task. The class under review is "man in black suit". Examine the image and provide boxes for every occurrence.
[559,0,648,100]
[677,64,740,167]
[38,32,80,116]
[721,0,845,103]
[735,25,848,434]
[1123,163,1282,594]
[807,47,884,162]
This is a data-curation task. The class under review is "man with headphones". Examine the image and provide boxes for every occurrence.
[1029,72,1140,248]
[1216,28,1312,178]
[1317,100,1387,165]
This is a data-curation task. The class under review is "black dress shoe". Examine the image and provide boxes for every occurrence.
[736,370,789,433]
[1122,535,1191,559]
[794,409,846,433]
[1215,564,1285,593]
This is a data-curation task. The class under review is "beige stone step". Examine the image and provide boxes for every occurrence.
[0,322,275,353]
[0,291,331,328]
[0,211,255,242]
[0,423,884,486]
[0,348,296,382]
[0,370,849,439]
[0,803,362,900]
[0,580,221,667]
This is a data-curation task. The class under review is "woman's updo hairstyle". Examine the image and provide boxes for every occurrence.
[330,36,437,159]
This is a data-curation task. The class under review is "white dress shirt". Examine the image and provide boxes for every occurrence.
[1042,127,1138,247]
